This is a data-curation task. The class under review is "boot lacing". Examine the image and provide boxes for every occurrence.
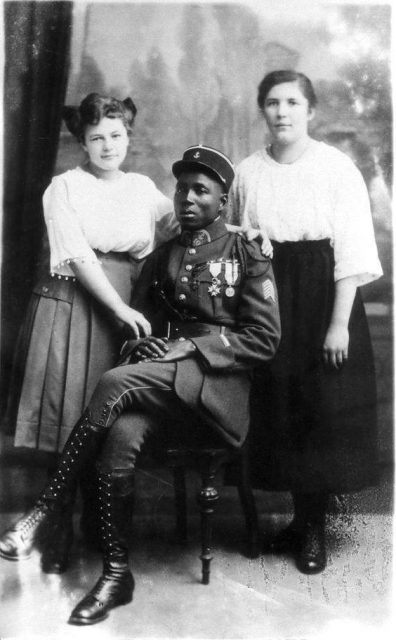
[98,473,117,559]
[16,506,47,537]
[46,417,91,500]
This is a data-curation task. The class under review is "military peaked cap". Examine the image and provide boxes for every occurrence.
[172,145,235,192]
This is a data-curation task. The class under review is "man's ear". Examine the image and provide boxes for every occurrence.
[219,193,228,210]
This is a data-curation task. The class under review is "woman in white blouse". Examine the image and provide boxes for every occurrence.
[230,70,382,574]
[6,93,179,573]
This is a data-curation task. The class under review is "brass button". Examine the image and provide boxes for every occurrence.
[188,248,196,255]
[180,276,188,283]
[185,264,193,271]
[178,294,187,302]
[42,286,49,293]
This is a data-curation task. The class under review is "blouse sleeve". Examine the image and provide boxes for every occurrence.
[332,156,383,285]
[43,175,99,271]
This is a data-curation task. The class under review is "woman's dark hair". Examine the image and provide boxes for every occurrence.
[62,93,137,142]
[257,70,317,111]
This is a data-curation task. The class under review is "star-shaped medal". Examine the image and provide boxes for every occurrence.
[208,283,221,297]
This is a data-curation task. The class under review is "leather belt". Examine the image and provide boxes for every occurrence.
[166,321,228,340]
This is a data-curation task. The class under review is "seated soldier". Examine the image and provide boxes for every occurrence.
[0,145,281,626]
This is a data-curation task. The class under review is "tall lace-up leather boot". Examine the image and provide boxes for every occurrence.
[68,470,135,626]
[0,413,106,561]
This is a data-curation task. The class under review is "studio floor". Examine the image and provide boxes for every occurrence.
[0,438,394,640]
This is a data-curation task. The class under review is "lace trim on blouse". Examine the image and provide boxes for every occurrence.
[53,256,102,270]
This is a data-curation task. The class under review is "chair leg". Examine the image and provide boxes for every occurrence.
[237,454,260,558]
[173,467,188,543]
[197,472,219,585]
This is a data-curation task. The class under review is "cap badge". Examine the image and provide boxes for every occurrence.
[193,151,200,158]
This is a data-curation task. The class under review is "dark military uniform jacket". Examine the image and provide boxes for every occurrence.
[129,217,280,448]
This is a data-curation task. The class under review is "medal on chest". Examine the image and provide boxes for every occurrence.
[224,260,239,297]
[208,261,222,297]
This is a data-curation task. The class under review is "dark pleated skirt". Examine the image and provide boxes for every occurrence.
[6,252,143,453]
[249,239,379,494]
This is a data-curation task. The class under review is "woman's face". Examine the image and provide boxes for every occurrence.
[82,116,129,174]
[262,81,315,146]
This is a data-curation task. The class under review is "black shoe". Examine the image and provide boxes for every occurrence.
[0,505,48,561]
[296,521,327,574]
[269,522,302,554]
[41,512,74,574]
[68,568,135,625]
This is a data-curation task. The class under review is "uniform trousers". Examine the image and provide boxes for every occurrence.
[89,361,219,473]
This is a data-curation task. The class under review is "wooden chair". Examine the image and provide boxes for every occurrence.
[166,443,259,585]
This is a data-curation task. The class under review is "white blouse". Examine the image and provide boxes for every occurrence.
[44,167,179,276]
[229,140,382,285]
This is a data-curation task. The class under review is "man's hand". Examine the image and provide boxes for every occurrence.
[117,336,167,366]
[140,338,196,363]
[134,337,169,361]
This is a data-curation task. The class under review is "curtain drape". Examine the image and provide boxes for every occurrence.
[1,0,73,417]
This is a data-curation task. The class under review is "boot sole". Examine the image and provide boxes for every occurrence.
[296,559,327,575]
[68,593,133,626]
[68,612,109,626]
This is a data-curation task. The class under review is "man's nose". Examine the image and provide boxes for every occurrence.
[184,189,194,202]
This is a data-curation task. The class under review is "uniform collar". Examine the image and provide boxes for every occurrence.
[179,217,228,247]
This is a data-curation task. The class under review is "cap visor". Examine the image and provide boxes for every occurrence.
[172,160,225,186]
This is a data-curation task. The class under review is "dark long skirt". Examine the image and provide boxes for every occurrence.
[249,239,379,494]
[6,251,142,453]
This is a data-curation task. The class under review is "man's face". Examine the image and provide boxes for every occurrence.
[174,171,227,230]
